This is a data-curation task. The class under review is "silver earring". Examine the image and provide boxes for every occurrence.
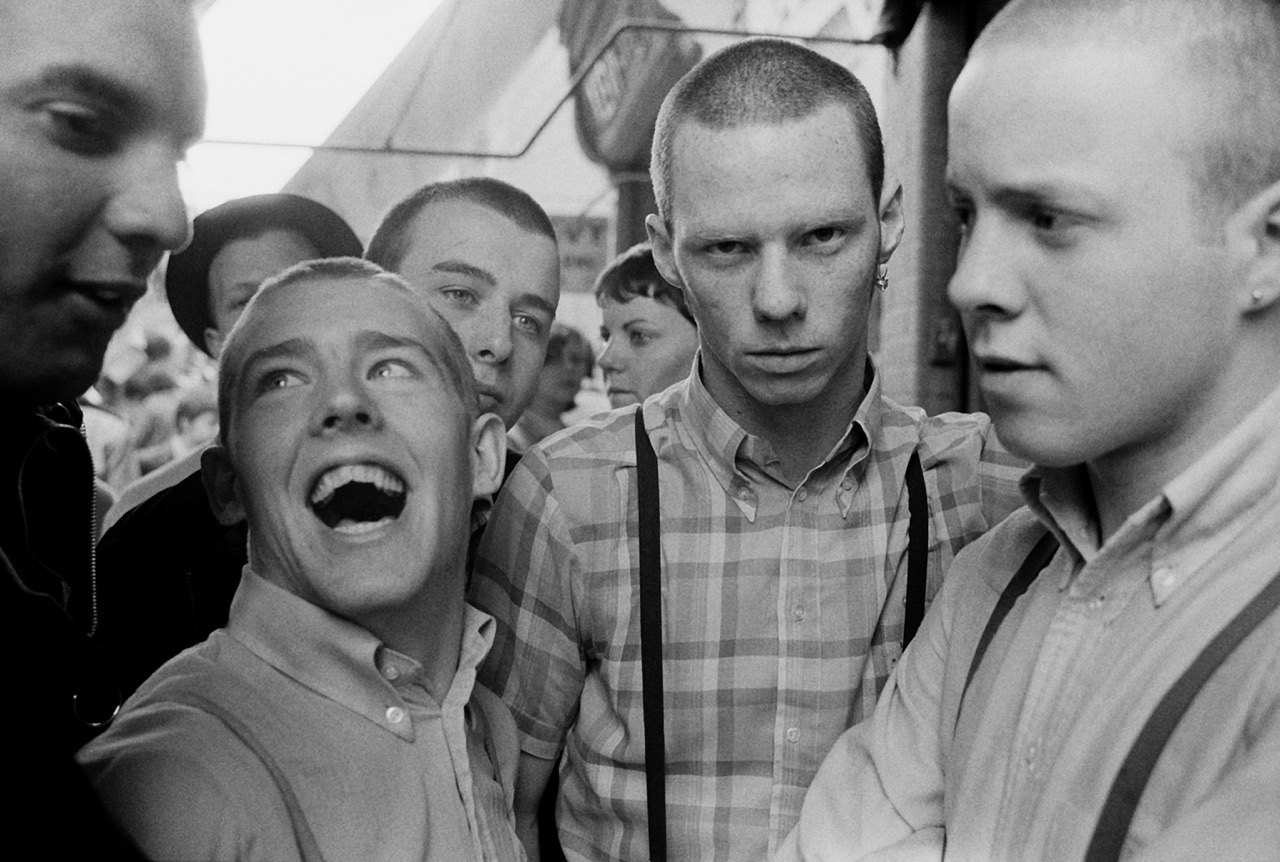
[1250,288,1266,307]
[875,266,889,293]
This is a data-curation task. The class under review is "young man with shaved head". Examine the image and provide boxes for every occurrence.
[79,260,524,861]
[366,176,562,444]
[472,38,1025,862]
[783,1,1280,859]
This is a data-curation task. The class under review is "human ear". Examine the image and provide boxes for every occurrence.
[470,412,507,499]
[201,444,247,526]
[645,214,684,290]
[204,327,224,359]
[877,180,906,264]
[1227,178,1280,313]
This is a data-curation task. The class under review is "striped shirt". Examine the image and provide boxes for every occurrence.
[472,365,1025,862]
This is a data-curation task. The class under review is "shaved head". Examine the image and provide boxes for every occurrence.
[977,0,1280,221]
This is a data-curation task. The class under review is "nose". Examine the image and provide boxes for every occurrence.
[947,216,1021,322]
[751,247,805,322]
[597,338,624,373]
[471,306,514,365]
[313,374,382,436]
[105,143,193,260]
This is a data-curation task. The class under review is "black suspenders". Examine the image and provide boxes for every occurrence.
[960,530,1280,862]
[633,407,930,861]
[635,407,667,862]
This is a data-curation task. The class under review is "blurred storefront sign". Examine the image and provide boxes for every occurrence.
[552,215,611,295]
[558,0,702,172]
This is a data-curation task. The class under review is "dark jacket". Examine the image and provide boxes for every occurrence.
[95,464,248,699]
[1,402,139,858]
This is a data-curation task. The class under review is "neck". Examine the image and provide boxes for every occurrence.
[363,582,465,699]
[1087,356,1278,542]
[706,362,866,485]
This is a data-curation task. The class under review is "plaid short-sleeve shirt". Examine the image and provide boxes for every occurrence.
[471,366,1025,862]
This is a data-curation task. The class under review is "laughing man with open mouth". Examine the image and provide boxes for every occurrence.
[78,258,526,861]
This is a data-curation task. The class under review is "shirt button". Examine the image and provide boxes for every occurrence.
[793,607,805,621]
[737,487,750,500]
[841,479,852,491]
[386,706,405,724]
[786,727,800,743]
[797,488,808,502]
[383,665,400,681]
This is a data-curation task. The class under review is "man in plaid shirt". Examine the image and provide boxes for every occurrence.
[471,38,1025,862]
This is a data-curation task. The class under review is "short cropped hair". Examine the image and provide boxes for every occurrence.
[216,257,477,450]
[981,0,1280,221]
[365,177,558,271]
[650,38,885,224]
[593,242,694,326]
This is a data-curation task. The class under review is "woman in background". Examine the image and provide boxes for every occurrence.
[594,242,699,408]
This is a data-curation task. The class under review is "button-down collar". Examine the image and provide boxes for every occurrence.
[661,354,880,521]
[1022,380,1280,606]
[227,569,496,741]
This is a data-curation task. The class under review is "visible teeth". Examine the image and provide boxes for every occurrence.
[310,463,405,506]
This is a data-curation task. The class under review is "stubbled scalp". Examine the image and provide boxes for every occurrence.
[978,0,1280,221]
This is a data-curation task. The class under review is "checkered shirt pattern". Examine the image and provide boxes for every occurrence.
[471,366,1026,862]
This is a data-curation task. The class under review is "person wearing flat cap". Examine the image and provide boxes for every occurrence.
[95,193,362,699]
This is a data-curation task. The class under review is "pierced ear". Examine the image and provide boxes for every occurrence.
[470,413,507,499]
[1228,177,1280,313]
[645,213,684,289]
[878,179,906,264]
[201,445,246,526]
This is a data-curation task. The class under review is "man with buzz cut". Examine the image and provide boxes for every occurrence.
[79,259,525,861]
[366,176,562,464]
[471,38,1026,862]
[782,1,1280,860]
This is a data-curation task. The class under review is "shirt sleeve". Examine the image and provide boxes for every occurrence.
[471,449,587,762]
[776,547,963,862]
[78,705,298,862]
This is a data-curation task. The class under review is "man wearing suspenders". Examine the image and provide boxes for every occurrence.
[782,1,1280,859]
[471,39,1025,862]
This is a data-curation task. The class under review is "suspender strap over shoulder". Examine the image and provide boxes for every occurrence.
[635,406,667,862]
[903,451,928,647]
[958,530,1059,717]
[165,690,327,862]
[1085,566,1280,862]
[958,528,1280,862]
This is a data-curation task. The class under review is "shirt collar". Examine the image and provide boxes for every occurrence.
[667,354,879,519]
[1021,380,1280,605]
[226,568,496,740]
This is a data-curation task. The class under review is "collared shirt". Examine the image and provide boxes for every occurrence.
[78,570,526,862]
[471,364,1024,862]
[781,382,1280,862]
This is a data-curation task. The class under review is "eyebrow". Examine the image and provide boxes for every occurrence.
[33,64,141,112]
[354,330,435,358]
[240,337,317,377]
[432,260,497,286]
[28,63,204,146]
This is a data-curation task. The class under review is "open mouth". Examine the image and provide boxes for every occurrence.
[308,463,407,534]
